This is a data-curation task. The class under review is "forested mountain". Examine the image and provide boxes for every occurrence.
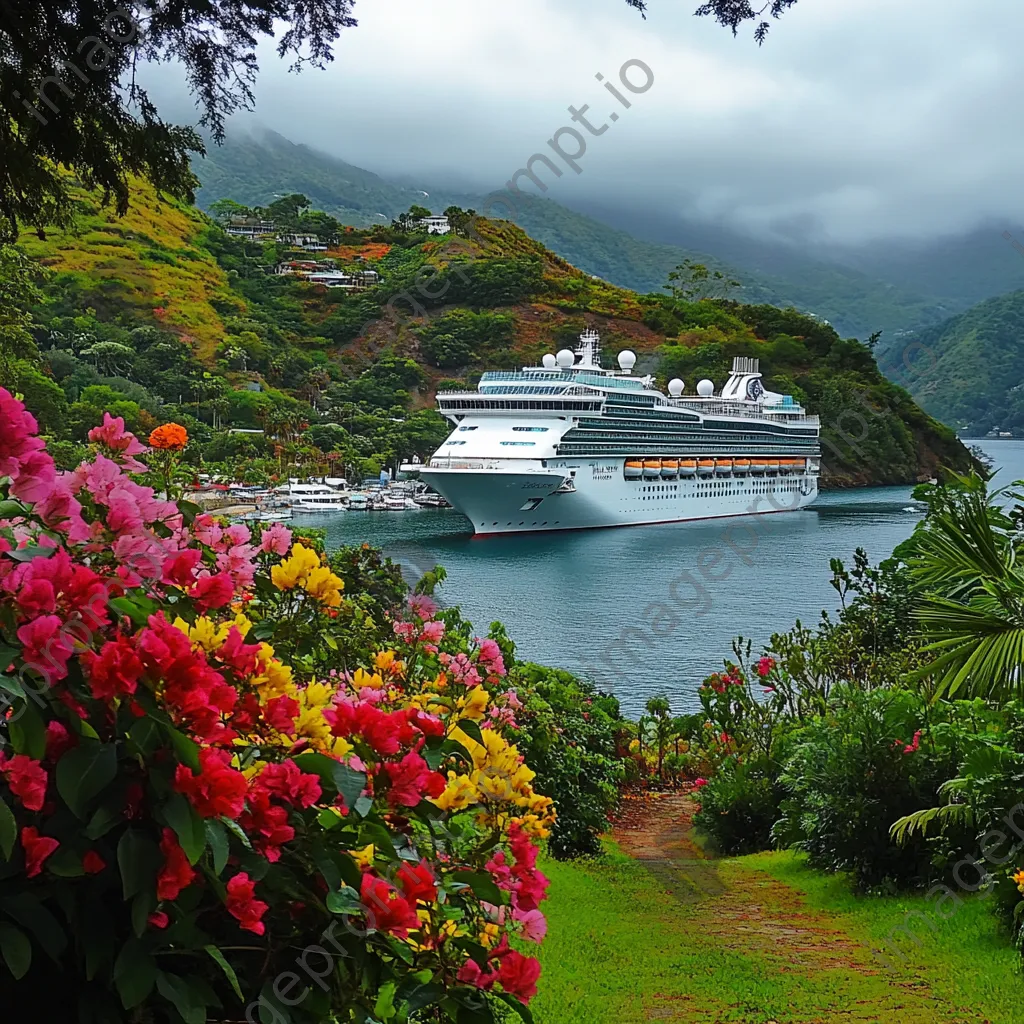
[877,290,1024,436]
[10,178,974,488]
[193,130,953,340]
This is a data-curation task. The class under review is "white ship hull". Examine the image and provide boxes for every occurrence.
[420,458,818,536]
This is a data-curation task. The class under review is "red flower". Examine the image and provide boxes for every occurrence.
[3,754,48,811]
[44,720,75,760]
[162,549,202,586]
[16,614,75,685]
[755,656,776,679]
[256,760,321,809]
[359,873,419,938]
[82,850,106,874]
[174,748,248,819]
[188,572,234,612]
[903,730,922,755]
[20,827,58,877]
[157,828,196,901]
[497,950,541,1004]
[240,789,294,862]
[263,695,299,733]
[458,958,498,990]
[397,859,437,904]
[383,751,445,808]
[81,636,143,700]
[148,911,169,930]
[225,872,269,935]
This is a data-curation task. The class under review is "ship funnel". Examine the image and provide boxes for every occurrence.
[731,356,760,374]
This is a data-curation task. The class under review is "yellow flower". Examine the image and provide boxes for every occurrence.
[304,565,344,607]
[271,543,320,590]
[352,668,384,692]
[374,650,403,675]
[350,844,375,869]
[303,680,334,708]
[457,686,489,721]
[1013,869,1024,893]
[432,772,480,812]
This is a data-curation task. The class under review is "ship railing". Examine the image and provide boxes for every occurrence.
[426,457,514,471]
[665,398,819,424]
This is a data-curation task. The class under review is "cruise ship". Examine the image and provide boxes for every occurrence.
[419,330,820,535]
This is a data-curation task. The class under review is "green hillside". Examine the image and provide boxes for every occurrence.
[11,183,974,488]
[193,130,948,340]
[877,290,1024,436]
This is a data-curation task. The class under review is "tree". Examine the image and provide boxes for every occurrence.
[407,204,432,222]
[0,2,358,240]
[663,259,742,302]
[694,0,799,43]
[0,244,42,384]
[208,198,253,223]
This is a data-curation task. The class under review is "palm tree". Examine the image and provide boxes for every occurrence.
[906,474,1024,701]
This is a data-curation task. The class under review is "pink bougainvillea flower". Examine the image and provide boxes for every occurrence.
[496,950,541,1003]
[82,851,106,874]
[260,522,293,556]
[16,614,75,686]
[147,911,169,930]
[512,906,548,943]
[174,747,248,819]
[255,760,321,809]
[87,413,149,473]
[397,859,437,905]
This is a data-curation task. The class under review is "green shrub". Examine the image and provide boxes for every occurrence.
[693,753,782,855]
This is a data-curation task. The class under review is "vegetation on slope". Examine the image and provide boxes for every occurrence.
[7,182,974,488]
[878,289,1024,436]
[193,129,950,339]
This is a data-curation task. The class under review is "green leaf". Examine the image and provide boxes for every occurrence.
[114,938,156,1009]
[131,891,155,939]
[128,717,161,757]
[85,803,122,840]
[5,544,56,563]
[0,499,27,520]
[117,829,159,900]
[9,702,46,759]
[0,893,66,960]
[495,991,535,1024]
[358,820,398,861]
[108,596,151,627]
[333,764,367,811]
[219,815,253,851]
[354,795,373,817]
[457,719,485,746]
[0,798,16,861]
[162,792,206,865]
[0,674,25,701]
[325,886,362,915]
[324,633,338,651]
[164,724,200,772]
[204,944,244,1002]
[400,981,444,1014]
[46,846,85,877]
[450,870,503,906]
[374,980,397,1020]
[156,970,206,1024]
[204,819,230,874]
[0,922,31,980]
[56,742,117,819]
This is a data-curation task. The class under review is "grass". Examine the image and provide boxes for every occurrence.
[530,844,1023,1024]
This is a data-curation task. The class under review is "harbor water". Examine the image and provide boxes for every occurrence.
[294,441,1024,718]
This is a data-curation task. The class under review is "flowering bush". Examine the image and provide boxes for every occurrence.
[0,391,553,1022]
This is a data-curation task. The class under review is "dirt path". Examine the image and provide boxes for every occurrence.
[608,792,987,1024]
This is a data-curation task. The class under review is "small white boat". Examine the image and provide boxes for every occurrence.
[347,493,370,510]
[285,481,348,512]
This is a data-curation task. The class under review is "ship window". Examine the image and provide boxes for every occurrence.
[444,440,467,446]
[499,441,536,447]
[513,426,548,432]
[458,425,478,431]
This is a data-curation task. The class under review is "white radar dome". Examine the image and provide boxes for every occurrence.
[668,378,685,397]
[555,349,575,368]
[541,353,557,369]
[617,349,637,372]
[696,379,714,397]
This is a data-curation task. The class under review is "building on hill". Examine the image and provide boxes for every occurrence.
[304,268,381,291]
[413,215,450,235]
[225,218,276,239]
[275,260,320,276]
[278,233,329,252]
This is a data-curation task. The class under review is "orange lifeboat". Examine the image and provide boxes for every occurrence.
[715,459,733,475]
[661,459,679,478]
[766,459,780,473]
[697,459,715,476]
[733,459,750,474]
[643,459,662,478]
[750,459,767,475]
[791,457,806,472]
[678,459,697,477]
[624,459,643,479]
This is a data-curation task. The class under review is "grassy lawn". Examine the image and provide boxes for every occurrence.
[530,844,1023,1024]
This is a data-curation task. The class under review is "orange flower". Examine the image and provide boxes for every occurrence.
[149,423,189,451]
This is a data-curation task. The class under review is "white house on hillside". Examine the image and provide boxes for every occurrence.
[413,215,450,235]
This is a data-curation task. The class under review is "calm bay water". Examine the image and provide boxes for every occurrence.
[295,440,1024,718]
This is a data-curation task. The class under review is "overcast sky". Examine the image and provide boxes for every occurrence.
[151,0,1024,244]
